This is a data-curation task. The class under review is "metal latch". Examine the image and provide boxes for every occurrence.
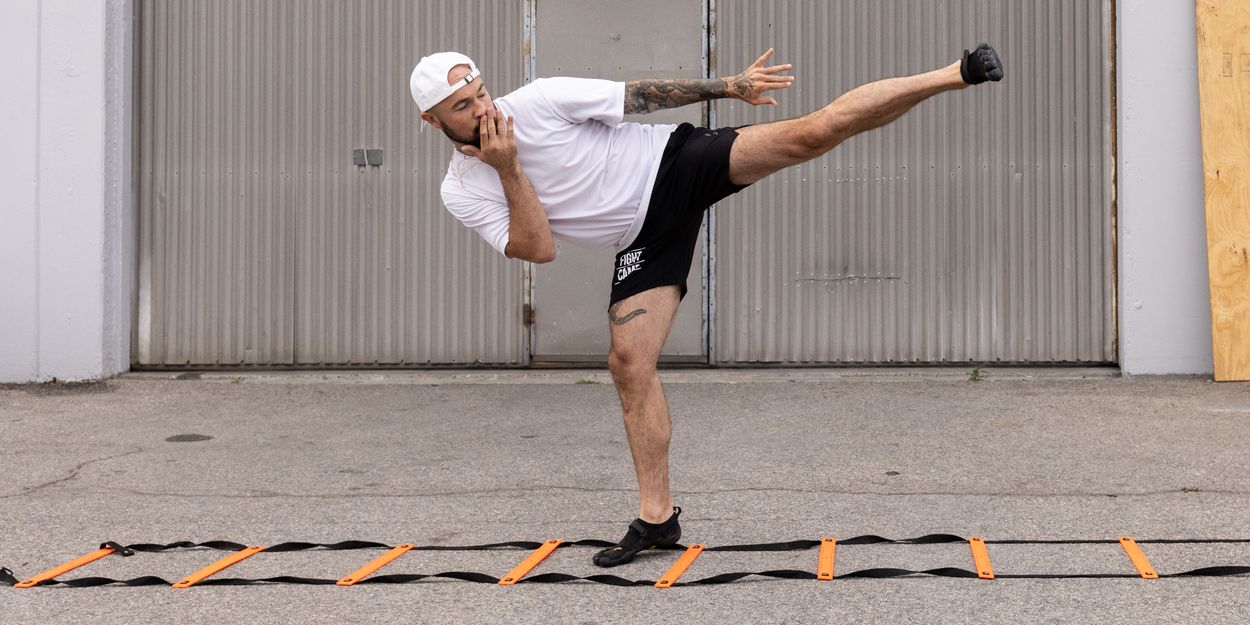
[352,149,384,167]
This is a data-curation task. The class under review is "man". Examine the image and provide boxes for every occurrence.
[410,43,1003,567]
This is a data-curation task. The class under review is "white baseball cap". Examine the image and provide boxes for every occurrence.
[410,52,481,111]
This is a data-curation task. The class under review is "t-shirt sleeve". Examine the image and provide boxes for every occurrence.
[533,77,625,127]
[441,186,511,257]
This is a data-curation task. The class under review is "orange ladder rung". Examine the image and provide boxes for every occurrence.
[499,540,561,586]
[656,544,704,588]
[338,544,415,586]
[173,546,266,588]
[1119,536,1159,579]
[14,545,118,588]
[817,537,837,581]
[969,536,995,580]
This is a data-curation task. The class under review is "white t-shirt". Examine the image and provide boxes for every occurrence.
[439,77,676,257]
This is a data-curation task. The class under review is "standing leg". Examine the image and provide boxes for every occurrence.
[607,285,682,523]
[729,45,1003,186]
[593,285,685,567]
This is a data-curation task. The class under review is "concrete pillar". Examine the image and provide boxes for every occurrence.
[0,0,133,383]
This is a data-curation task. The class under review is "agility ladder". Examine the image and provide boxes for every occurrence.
[6,534,1250,589]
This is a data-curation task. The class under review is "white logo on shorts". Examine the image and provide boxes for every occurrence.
[616,248,645,283]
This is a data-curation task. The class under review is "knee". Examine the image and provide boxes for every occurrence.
[793,128,828,156]
[792,114,844,158]
[609,347,657,388]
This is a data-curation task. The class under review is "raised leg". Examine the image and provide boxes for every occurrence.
[729,60,969,186]
[607,285,682,524]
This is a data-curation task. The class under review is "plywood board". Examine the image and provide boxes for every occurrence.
[1195,0,1250,381]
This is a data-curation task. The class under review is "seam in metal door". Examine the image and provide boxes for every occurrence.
[527,0,708,364]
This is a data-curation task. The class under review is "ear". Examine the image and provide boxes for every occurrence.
[420,112,441,129]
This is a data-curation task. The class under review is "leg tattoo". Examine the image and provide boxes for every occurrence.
[609,301,648,326]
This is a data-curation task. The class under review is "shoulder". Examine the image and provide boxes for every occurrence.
[534,76,620,91]
[440,157,502,206]
[500,78,623,114]
[532,77,622,101]
[495,81,547,109]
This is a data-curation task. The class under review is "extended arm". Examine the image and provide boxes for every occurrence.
[624,48,794,114]
[624,78,734,114]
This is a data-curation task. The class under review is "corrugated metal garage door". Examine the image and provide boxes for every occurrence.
[137,0,1115,367]
[136,0,526,366]
[711,0,1115,363]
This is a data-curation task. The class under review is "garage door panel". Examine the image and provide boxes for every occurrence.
[712,0,1114,363]
[137,0,526,366]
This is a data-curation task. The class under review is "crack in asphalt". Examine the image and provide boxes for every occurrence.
[0,449,145,499]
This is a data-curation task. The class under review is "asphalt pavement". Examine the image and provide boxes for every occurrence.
[1,368,1249,624]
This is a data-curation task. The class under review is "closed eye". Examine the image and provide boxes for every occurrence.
[453,85,486,111]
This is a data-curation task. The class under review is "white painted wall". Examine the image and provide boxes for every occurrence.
[0,0,1219,380]
[1117,0,1214,375]
[0,0,133,383]
[1,0,40,381]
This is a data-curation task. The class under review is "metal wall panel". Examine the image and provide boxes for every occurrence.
[137,0,525,366]
[712,0,1114,364]
[531,0,706,362]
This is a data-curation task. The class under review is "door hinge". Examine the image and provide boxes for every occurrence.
[523,304,535,326]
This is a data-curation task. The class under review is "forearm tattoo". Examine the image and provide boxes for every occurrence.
[608,301,648,325]
[623,78,731,114]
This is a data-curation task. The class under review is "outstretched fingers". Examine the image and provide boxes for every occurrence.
[750,48,774,68]
[750,75,795,106]
[735,48,795,106]
[751,48,794,77]
[759,63,794,76]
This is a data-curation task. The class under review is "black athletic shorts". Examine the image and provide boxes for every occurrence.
[609,123,751,307]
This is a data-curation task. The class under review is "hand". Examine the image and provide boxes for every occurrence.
[459,110,518,172]
[726,48,794,106]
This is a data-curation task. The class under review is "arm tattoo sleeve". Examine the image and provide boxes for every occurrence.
[623,78,731,114]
